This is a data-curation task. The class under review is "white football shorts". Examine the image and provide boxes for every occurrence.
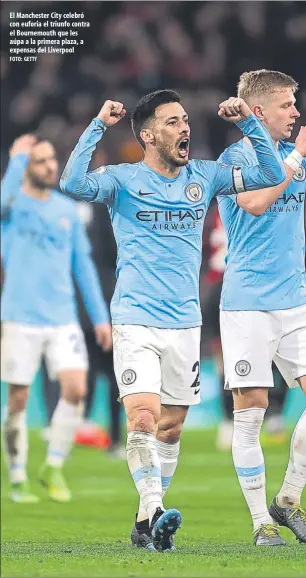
[112,324,201,405]
[220,304,306,389]
[1,322,88,385]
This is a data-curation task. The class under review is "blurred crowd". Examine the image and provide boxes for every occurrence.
[1,1,306,169]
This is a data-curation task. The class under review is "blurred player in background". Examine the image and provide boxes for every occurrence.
[41,201,124,457]
[1,135,111,503]
[60,89,285,550]
[75,202,123,455]
[218,70,306,545]
[201,204,288,451]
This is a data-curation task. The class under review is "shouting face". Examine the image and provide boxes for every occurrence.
[141,102,191,168]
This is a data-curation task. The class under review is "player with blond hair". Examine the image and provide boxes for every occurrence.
[218,70,306,545]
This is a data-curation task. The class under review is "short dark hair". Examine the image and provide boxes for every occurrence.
[131,89,181,148]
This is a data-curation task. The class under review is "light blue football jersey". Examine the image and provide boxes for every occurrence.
[1,154,109,326]
[60,115,285,329]
[218,139,306,310]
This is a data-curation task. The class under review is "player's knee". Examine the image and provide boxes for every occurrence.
[246,396,269,411]
[250,392,269,410]
[13,394,28,412]
[65,388,86,405]
[59,370,87,404]
[157,421,183,444]
[62,382,87,404]
[233,387,269,410]
[130,408,158,434]
[8,385,28,412]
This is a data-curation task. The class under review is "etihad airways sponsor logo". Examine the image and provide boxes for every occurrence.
[136,208,204,230]
[278,191,305,204]
[267,191,305,213]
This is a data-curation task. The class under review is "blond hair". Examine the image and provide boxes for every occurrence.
[237,69,298,104]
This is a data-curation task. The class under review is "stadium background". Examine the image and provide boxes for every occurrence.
[2,3,306,577]
[1,0,306,429]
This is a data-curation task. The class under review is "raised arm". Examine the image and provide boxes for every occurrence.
[221,126,306,216]
[60,100,126,204]
[1,135,36,211]
[213,98,286,197]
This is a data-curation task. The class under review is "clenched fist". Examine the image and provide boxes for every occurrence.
[97,100,126,127]
[9,134,37,158]
[218,97,252,123]
[295,126,306,157]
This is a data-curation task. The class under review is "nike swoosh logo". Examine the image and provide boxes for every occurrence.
[139,190,154,196]
[194,388,200,395]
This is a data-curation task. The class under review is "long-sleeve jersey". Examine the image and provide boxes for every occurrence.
[60,114,285,329]
[218,139,306,310]
[1,153,110,326]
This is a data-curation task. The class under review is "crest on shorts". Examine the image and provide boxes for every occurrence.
[122,369,136,385]
[235,360,251,377]
[185,183,203,202]
[293,166,306,182]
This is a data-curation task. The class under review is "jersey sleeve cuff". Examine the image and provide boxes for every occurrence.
[91,306,110,325]
[92,117,107,132]
[235,114,256,132]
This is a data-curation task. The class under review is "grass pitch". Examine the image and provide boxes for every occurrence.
[1,429,305,577]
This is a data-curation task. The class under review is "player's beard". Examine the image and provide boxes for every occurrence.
[157,140,188,168]
[29,172,57,190]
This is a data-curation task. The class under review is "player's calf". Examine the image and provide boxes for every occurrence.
[40,373,85,502]
[40,396,83,502]
[124,394,166,522]
[44,368,86,468]
[59,369,87,405]
[3,386,31,494]
[126,430,164,521]
[7,384,29,413]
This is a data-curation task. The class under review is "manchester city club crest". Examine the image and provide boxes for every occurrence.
[293,166,306,182]
[185,183,203,202]
[122,369,136,385]
[235,360,251,377]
